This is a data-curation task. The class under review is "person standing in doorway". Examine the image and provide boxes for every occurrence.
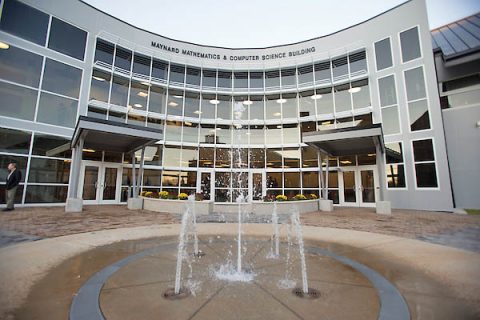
[4,162,21,212]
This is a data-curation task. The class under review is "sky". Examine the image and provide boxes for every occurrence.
[83,0,480,48]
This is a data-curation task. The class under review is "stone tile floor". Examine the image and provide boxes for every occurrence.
[0,205,479,252]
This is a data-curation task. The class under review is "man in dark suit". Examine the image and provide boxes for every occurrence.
[4,162,21,212]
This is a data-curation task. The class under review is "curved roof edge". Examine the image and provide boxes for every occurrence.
[79,0,411,50]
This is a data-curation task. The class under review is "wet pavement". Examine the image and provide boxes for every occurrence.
[0,229,42,248]
[417,226,480,253]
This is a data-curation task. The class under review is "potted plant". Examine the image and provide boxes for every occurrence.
[275,194,288,202]
[294,194,307,201]
[178,192,188,200]
[158,191,169,199]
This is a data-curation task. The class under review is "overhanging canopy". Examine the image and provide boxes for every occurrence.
[302,124,384,156]
[71,116,163,153]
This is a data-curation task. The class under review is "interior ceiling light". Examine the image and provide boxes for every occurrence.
[276,98,287,104]
[210,99,220,105]
[168,101,178,107]
[0,41,10,49]
[133,103,143,108]
[348,87,361,93]
[243,100,253,106]
[193,110,202,114]
[137,91,148,97]
[92,76,106,82]
[273,112,281,116]
[140,81,150,86]
[173,95,183,99]
[310,94,323,100]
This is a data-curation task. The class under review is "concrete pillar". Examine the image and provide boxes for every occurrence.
[375,141,391,214]
[131,152,137,198]
[137,147,145,194]
[66,135,84,212]
[318,152,326,200]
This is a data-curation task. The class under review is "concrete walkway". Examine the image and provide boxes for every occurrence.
[0,224,479,319]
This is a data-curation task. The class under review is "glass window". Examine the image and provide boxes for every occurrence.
[302,171,319,188]
[349,51,367,75]
[169,64,185,85]
[199,124,215,144]
[142,146,162,166]
[181,147,198,168]
[234,72,248,89]
[167,90,183,116]
[127,114,145,127]
[215,148,231,168]
[265,125,282,144]
[381,106,400,135]
[199,147,214,167]
[0,154,27,182]
[162,170,179,187]
[216,125,231,145]
[265,70,280,88]
[200,94,216,119]
[385,142,405,188]
[216,95,232,120]
[183,122,198,143]
[249,96,264,120]
[202,69,216,89]
[185,67,201,87]
[163,146,181,167]
[357,154,376,165]
[283,148,301,168]
[184,92,200,118]
[267,172,282,188]
[87,107,107,120]
[37,92,78,128]
[249,72,264,90]
[332,56,348,81]
[142,169,162,186]
[400,26,421,62]
[405,67,426,101]
[148,85,166,114]
[28,158,70,183]
[266,95,281,119]
[354,113,373,127]
[232,149,248,168]
[351,79,370,109]
[0,45,43,87]
[152,59,168,81]
[314,61,331,83]
[284,172,300,188]
[164,121,182,142]
[114,46,132,71]
[266,148,282,168]
[215,172,231,188]
[110,76,129,107]
[413,139,434,162]
[146,117,163,130]
[132,54,151,76]
[297,65,313,85]
[408,99,430,131]
[89,70,111,103]
[334,84,351,113]
[94,39,114,66]
[48,17,87,60]
[249,148,265,168]
[282,124,299,144]
[129,81,148,111]
[0,128,31,154]
[0,0,49,45]
[299,91,316,117]
[108,110,126,123]
[233,96,249,120]
[374,38,393,70]
[249,125,265,145]
[316,87,334,114]
[32,133,70,157]
[282,93,297,119]
[413,139,437,188]
[25,185,68,203]
[42,58,82,98]
[302,146,318,168]
[378,75,397,106]
[180,171,196,187]
[0,82,37,121]
[217,71,232,89]
[301,122,316,134]
[281,68,296,87]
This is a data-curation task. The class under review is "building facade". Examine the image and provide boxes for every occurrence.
[0,0,455,211]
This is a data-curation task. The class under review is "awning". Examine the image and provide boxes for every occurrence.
[71,116,163,154]
[302,124,384,156]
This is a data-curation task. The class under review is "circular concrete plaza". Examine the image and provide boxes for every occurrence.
[1,221,479,320]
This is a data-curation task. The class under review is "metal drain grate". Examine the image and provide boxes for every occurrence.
[163,287,190,300]
[292,287,320,299]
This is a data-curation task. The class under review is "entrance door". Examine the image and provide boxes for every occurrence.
[340,166,378,207]
[250,171,265,201]
[80,162,121,204]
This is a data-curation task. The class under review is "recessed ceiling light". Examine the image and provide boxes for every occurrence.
[340,160,352,164]
[243,100,253,106]
[276,125,282,129]
[321,121,332,125]
[273,112,281,117]
[92,76,106,82]
[0,41,10,50]
[168,101,178,107]
[276,98,287,104]
[137,91,148,97]
[310,94,323,100]
[193,110,202,114]
[82,148,95,153]
[133,103,143,108]
[210,99,220,105]
[184,121,192,126]
[348,87,361,93]
[173,95,183,99]
[140,81,150,86]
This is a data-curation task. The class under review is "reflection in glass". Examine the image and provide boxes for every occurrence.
[316,87,334,114]
[110,76,129,106]
[48,17,87,60]
[381,106,400,135]
[405,67,426,101]
[149,86,166,114]
[114,46,132,71]
[0,45,43,87]
[408,99,430,131]
[334,84,351,113]
[37,92,78,128]
[0,128,31,154]
[0,81,37,121]
[163,146,181,167]
[400,27,421,62]
[166,90,183,116]
[90,70,111,103]
[129,81,148,111]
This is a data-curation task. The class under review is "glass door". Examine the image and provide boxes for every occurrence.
[80,162,121,204]
[339,166,378,207]
[359,167,378,207]
[82,165,99,202]
[101,165,121,203]
[341,170,358,205]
